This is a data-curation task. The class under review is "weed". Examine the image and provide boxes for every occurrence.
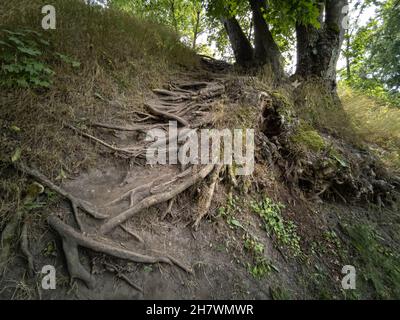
[269,286,291,300]
[251,197,301,256]
[0,29,80,89]
[217,194,245,230]
[343,223,400,299]
[218,195,276,278]
[42,240,57,258]
[244,234,278,278]
[339,84,400,171]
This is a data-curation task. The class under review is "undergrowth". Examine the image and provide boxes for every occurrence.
[218,195,277,279]
[342,223,400,299]
[0,0,198,239]
[339,84,400,171]
[251,197,302,257]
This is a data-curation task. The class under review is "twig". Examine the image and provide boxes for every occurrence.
[145,102,190,127]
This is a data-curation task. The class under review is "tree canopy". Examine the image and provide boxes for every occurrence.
[341,0,400,105]
[105,1,351,88]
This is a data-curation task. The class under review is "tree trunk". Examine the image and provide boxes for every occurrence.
[295,0,348,87]
[249,0,283,77]
[192,10,201,50]
[221,16,254,67]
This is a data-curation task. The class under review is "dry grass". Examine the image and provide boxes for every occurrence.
[0,0,199,174]
[339,85,400,171]
[0,0,199,234]
[294,80,358,141]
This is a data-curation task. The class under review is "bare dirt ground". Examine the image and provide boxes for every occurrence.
[1,61,399,300]
[0,68,288,299]
[0,162,301,300]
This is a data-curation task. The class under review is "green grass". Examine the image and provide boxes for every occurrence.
[339,85,400,171]
[0,0,199,265]
[342,223,400,299]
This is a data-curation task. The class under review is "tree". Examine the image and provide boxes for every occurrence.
[340,0,400,105]
[109,0,208,51]
[295,0,349,85]
[207,0,348,86]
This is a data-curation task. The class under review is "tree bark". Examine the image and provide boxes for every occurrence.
[221,16,254,67]
[295,0,348,87]
[249,0,283,77]
[192,10,201,50]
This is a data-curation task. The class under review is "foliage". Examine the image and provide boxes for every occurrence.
[109,0,207,50]
[0,29,55,88]
[251,197,301,256]
[244,233,279,278]
[0,28,82,89]
[341,0,400,106]
[343,223,400,299]
[339,84,400,170]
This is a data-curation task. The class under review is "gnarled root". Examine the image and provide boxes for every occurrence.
[145,102,190,127]
[48,216,190,287]
[20,223,35,276]
[99,164,215,234]
[193,164,223,231]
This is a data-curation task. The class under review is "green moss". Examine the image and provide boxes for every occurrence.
[270,90,297,126]
[292,123,326,153]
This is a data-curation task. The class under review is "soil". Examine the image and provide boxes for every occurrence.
[1,62,399,300]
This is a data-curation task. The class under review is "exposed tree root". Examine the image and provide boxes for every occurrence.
[0,181,43,273]
[17,164,108,220]
[47,216,192,287]
[259,91,400,205]
[104,262,143,293]
[66,124,146,158]
[99,165,215,234]
[193,164,223,231]
[120,224,144,243]
[145,101,190,127]
[20,223,35,276]
[162,198,175,220]
[91,122,166,133]
[12,80,228,289]
[105,173,174,207]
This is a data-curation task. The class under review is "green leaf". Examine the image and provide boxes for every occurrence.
[11,147,21,162]
[17,46,41,56]
[10,125,21,132]
[7,35,25,46]
[230,219,243,229]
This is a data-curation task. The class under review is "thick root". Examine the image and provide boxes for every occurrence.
[193,164,223,230]
[145,101,190,127]
[48,216,193,287]
[20,223,35,276]
[99,164,215,234]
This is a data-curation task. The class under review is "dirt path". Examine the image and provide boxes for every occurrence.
[0,69,300,299]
